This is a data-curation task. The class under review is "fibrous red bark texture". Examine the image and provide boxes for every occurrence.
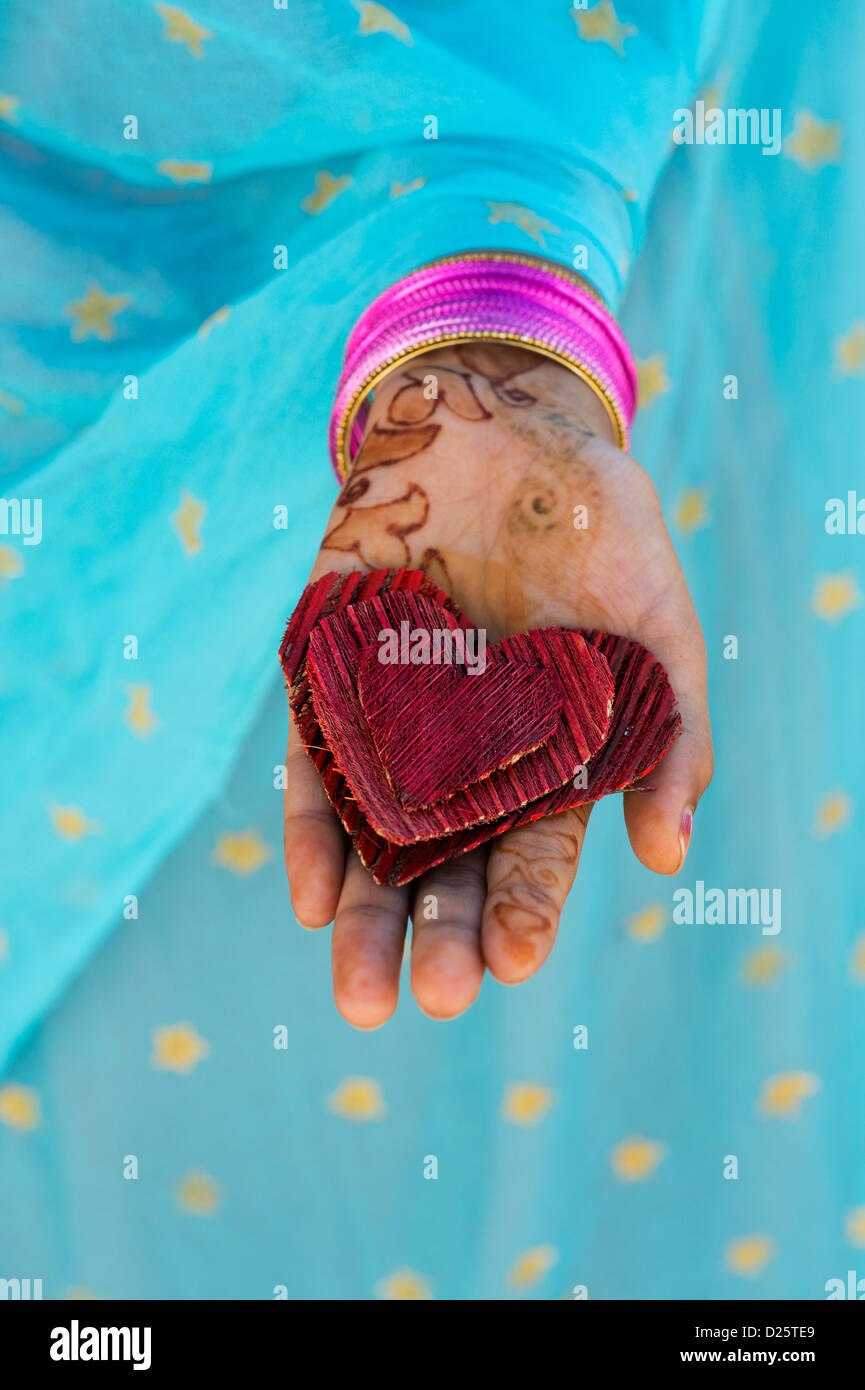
[280,569,681,886]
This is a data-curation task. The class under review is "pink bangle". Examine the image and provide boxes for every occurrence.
[329,250,638,481]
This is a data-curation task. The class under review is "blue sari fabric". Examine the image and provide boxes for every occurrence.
[1,1,863,1299]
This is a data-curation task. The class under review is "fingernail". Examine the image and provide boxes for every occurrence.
[678,806,694,868]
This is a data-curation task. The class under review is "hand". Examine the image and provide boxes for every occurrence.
[283,343,712,1026]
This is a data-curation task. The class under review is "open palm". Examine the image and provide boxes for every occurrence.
[284,344,712,1025]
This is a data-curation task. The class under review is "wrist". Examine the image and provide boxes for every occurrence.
[358,342,617,471]
[331,253,636,480]
[323,341,642,641]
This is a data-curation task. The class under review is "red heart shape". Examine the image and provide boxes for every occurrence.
[357,644,562,809]
[280,569,681,886]
[305,588,613,845]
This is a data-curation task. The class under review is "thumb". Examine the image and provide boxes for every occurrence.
[622,629,713,875]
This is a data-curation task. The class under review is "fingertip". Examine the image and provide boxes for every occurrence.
[330,866,409,1028]
[622,717,710,875]
[414,991,480,1022]
[481,891,560,983]
[623,791,693,876]
[410,938,484,1020]
[332,964,400,1030]
[483,946,551,985]
[334,996,397,1031]
[286,837,344,928]
[291,893,337,931]
[481,814,587,983]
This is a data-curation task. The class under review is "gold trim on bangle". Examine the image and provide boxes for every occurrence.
[418,248,610,310]
[336,329,627,481]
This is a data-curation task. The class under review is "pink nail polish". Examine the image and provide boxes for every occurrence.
[679,807,694,866]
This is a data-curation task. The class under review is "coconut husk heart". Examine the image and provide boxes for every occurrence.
[305,589,613,844]
[357,645,562,809]
[280,568,682,886]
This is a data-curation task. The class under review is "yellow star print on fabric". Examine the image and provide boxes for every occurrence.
[375,1269,432,1300]
[697,70,730,116]
[813,790,853,838]
[64,1288,101,1300]
[784,111,842,171]
[850,933,865,982]
[65,284,130,343]
[151,1023,210,1073]
[674,487,712,535]
[125,685,160,738]
[508,1245,558,1290]
[212,829,272,876]
[0,546,24,581]
[758,1071,821,1118]
[845,1208,865,1246]
[301,171,352,214]
[0,95,20,124]
[50,804,100,840]
[811,572,860,622]
[0,387,25,415]
[0,1083,41,1131]
[742,945,788,987]
[156,4,212,57]
[834,323,865,375]
[572,1,637,56]
[156,159,212,185]
[327,1076,386,1121]
[626,902,666,942]
[353,2,413,45]
[172,489,206,556]
[175,1169,221,1215]
[636,352,671,410]
[486,201,559,249]
[199,305,230,338]
[502,1083,556,1127]
[725,1235,775,1277]
[390,177,426,198]
[610,1136,666,1181]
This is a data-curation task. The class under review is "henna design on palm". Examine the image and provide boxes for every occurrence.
[322,481,430,568]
